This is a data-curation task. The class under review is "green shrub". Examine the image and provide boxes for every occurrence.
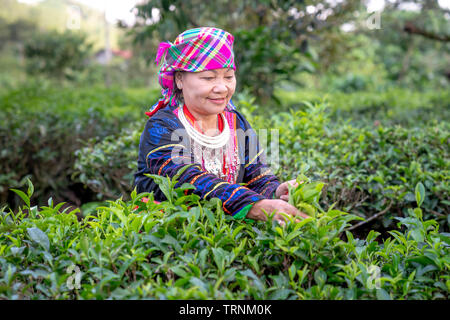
[330,73,369,93]
[73,125,142,200]
[275,87,450,127]
[24,30,92,80]
[74,95,449,233]
[263,101,449,231]
[0,82,158,209]
[0,178,448,299]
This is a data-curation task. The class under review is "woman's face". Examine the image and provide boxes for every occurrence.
[176,68,236,117]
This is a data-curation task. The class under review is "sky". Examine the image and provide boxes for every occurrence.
[74,0,140,24]
[17,0,450,25]
[18,0,141,24]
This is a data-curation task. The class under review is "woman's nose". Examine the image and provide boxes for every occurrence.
[212,82,228,93]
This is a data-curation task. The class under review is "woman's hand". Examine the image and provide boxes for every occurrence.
[275,179,302,202]
[246,199,309,226]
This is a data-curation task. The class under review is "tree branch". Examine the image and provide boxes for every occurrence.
[404,21,450,42]
[344,201,393,232]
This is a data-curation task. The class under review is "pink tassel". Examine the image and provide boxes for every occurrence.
[155,42,172,65]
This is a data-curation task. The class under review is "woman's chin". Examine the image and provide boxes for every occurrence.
[206,100,228,113]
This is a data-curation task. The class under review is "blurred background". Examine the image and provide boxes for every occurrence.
[0,0,449,228]
[2,0,449,97]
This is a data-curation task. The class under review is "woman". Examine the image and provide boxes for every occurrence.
[134,27,307,224]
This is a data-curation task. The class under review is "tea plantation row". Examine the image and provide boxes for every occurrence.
[0,175,448,299]
[75,96,449,233]
[0,81,159,209]
[1,84,448,299]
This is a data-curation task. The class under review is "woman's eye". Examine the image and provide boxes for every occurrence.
[225,76,234,80]
[201,77,214,80]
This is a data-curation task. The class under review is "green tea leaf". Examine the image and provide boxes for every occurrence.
[314,269,327,287]
[161,234,182,253]
[415,182,425,208]
[80,235,89,256]
[269,288,292,300]
[27,227,50,251]
[212,247,226,272]
[231,225,245,240]
[11,189,30,208]
[171,265,188,278]
[188,263,201,277]
[409,228,424,243]
[130,215,143,233]
[204,208,216,227]
[286,230,303,242]
[10,246,25,256]
[109,207,128,226]
[26,178,34,199]
[118,257,136,278]
[376,288,391,300]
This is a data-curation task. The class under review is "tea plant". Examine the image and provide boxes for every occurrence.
[0,177,448,300]
[269,101,449,231]
[275,87,450,127]
[74,98,449,232]
[0,82,158,210]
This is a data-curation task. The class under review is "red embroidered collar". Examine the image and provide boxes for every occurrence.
[182,104,224,135]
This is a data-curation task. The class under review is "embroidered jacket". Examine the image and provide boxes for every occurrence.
[134,104,280,217]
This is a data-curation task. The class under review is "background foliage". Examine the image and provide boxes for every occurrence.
[0,81,159,210]
[24,30,92,80]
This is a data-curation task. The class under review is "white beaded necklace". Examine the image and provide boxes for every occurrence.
[178,104,230,149]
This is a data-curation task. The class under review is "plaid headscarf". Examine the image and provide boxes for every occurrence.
[146,27,237,117]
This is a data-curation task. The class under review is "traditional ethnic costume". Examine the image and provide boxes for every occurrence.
[134,27,280,219]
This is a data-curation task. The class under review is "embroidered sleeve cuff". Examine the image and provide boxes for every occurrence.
[262,181,280,199]
[233,203,253,220]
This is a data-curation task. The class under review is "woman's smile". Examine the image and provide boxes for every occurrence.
[208,97,227,104]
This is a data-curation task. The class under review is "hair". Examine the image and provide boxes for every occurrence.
[173,71,185,104]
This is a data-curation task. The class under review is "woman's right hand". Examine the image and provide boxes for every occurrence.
[246,199,309,226]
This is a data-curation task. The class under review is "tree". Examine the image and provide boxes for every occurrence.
[127,0,361,103]
[24,30,92,80]
[355,0,450,88]
[0,17,37,50]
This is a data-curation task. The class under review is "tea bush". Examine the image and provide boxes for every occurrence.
[266,102,449,232]
[0,81,159,209]
[275,87,450,127]
[0,177,448,299]
[74,96,449,232]
[72,125,142,200]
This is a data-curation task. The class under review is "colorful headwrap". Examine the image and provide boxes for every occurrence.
[146,27,237,117]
